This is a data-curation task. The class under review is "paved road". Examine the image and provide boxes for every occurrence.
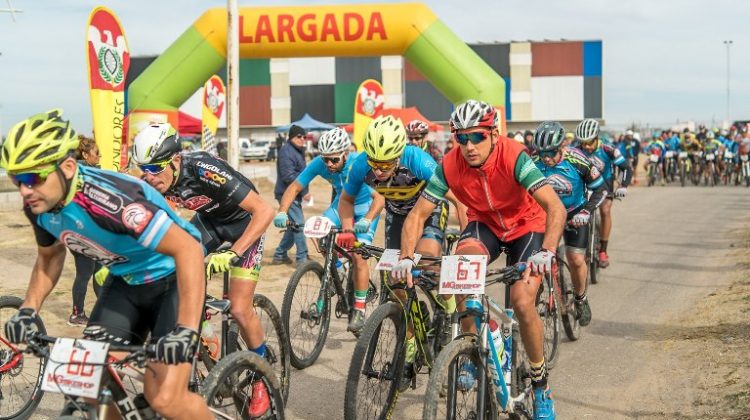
[24,185,750,419]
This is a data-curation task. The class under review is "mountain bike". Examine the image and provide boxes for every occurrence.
[741,153,750,187]
[422,263,536,420]
[586,211,602,285]
[703,152,719,187]
[722,151,736,185]
[663,150,676,183]
[678,151,689,187]
[281,216,382,369]
[24,331,284,419]
[0,295,48,419]
[646,153,659,187]
[690,151,703,186]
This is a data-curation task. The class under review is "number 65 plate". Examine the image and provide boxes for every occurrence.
[439,255,487,295]
[41,338,109,398]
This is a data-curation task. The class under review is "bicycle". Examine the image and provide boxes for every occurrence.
[421,263,535,420]
[646,153,659,187]
[703,152,719,187]
[690,151,703,186]
[24,331,284,419]
[741,153,750,187]
[586,210,602,285]
[280,216,382,369]
[678,150,689,187]
[0,295,48,419]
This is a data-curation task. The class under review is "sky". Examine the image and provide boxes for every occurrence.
[0,0,748,134]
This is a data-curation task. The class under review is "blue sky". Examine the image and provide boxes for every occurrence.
[0,0,747,134]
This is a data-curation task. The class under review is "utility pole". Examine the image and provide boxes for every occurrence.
[0,0,23,22]
[227,0,240,169]
[724,40,733,126]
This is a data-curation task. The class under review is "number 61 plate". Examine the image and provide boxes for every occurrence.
[439,255,487,295]
[41,338,109,399]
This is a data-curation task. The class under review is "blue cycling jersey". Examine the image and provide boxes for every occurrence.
[297,151,373,214]
[664,136,681,152]
[580,141,627,181]
[533,148,604,213]
[26,165,202,285]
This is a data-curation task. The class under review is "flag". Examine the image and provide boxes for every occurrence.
[201,75,226,155]
[86,6,130,171]
[352,79,384,151]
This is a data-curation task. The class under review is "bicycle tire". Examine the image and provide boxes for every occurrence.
[539,273,561,370]
[344,301,406,420]
[227,294,291,403]
[509,324,533,420]
[0,295,47,420]
[201,350,285,420]
[280,260,330,369]
[558,256,581,342]
[422,338,497,420]
[588,214,600,285]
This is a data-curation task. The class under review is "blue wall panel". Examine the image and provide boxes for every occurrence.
[583,41,602,77]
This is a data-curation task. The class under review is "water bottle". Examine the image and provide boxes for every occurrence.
[465,294,483,330]
[487,319,505,402]
[501,309,514,387]
[201,320,220,360]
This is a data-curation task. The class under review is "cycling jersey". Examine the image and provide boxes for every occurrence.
[26,164,201,285]
[703,139,723,154]
[165,151,256,224]
[345,145,437,216]
[423,138,547,242]
[532,148,605,215]
[579,141,632,187]
[681,138,702,152]
[664,136,681,152]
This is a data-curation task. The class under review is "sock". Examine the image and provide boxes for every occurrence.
[354,289,367,312]
[529,358,548,389]
[600,240,608,253]
[443,295,456,314]
[575,291,587,301]
[251,342,267,358]
[404,337,417,364]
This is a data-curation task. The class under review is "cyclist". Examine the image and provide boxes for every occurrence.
[1,110,211,419]
[532,122,606,327]
[274,127,385,333]
[132,123,274,417]
[407,119,444,164]
[642,134,666,185]
[624,130,641,183]
[702,131,724,181]
[575,119,632,269]
[339,114,467,387]
[663,131,681,180]
[393,100,566,419]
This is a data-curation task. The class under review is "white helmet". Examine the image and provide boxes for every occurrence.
[131,123,181,165]
[633,133,641,141]
[317,127,351,154]
[449,100,498,131]
[575,119,600,143]
[625,129,634,136]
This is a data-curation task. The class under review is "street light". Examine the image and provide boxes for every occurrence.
[724,40,733,125]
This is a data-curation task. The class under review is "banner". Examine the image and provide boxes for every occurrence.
[201,75,226,155]
[352,79,384,150]
[86,6,130,171]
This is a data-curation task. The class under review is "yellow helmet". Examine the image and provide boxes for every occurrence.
[1,109,79,172]
[363,115,407,161]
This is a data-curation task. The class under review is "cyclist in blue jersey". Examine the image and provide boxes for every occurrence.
[133,123,276,417]
[575,119,632,269]
[532,122,606,327]
[274,128,385,333]
[1,110,210,419]
[339,115,467,388]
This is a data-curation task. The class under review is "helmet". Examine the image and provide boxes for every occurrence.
[1,109,79,172]
[131,123,181,165]
[575,119,600,143]
[707,131,715,139]
[317,127,351,154]
[633,133,641,141]
[449,100,498,131]
[363,115,407,161]
[513,133,525,144]
[565,132,575,140]
[533,121,566,152]
[720,129,729,137]
[405,119,429,136]
[626,129,634,136]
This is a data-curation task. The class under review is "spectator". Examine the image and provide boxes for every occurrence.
[271,125,309,265]
[68,136,103,326]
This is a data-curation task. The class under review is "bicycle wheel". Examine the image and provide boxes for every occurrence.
[281,260,330,369]
[344,301,406,420]
[557,257,580,342]
[201,350,285,420]
[538,274,561,370]
[227,294,291,403]
[588,214,600,285]
[509,324,534,420]
[0,295,47,420]
[422,338,496,420]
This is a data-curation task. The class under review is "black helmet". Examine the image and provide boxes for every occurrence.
[533,121,566,152]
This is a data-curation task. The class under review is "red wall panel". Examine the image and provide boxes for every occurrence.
[404,60,426,81]
[531,42,583,76]
[239,86,271,126]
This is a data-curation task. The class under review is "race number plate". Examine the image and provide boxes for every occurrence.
[679,151,688,159]
[725,151,734,159]
[665,151,675,158]
[706,154,715,161]
[41,338,109,399]
[742,155,749,162]
[439,255,487,295]
[303,216,334,238]
[375,249,421,271]
[649,154,659,163]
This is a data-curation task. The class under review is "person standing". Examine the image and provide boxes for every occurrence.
[271,124,309,265]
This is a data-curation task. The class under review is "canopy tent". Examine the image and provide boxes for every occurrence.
[276,113,335,133]
[341,107,443,133]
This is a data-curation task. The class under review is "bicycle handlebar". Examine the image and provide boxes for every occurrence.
[26,332,156,359]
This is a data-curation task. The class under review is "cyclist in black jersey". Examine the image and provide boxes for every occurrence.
[133,123,275,417]
[2,111,210,419]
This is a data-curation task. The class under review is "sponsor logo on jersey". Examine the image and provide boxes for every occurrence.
[122,203,153,235]
[589,155,605,173]
[166,195,213,211]
[198,168,227,185]
[60,231,128,265]
[83,183,123,213]
[546,174,573,197]
[195,161,232,179]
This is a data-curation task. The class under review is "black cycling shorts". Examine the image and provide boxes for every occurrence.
[563,223,589,252]
[604,177,615,200]
[191,213,265,281]
[385,200,448,249]
[456,221,544,265]
[88,274,178,345]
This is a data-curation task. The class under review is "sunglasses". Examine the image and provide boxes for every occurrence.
[409,135,425,142]
[367,158,398,172]
[9,165,57,188]
[454,130,491,145]
[537,149,560,159]
[138,160,171,175]
[322,153,345,164]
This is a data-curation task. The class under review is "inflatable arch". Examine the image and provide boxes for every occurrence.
[128,3,505,133]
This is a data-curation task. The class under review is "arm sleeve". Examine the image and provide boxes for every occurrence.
[23,206,57,247]
[514,151,548,194]
[583,183,606,213]
[421,164,449,205]
[296,157,324,188]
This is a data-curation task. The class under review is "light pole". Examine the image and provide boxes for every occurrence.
[724,40,733,125]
